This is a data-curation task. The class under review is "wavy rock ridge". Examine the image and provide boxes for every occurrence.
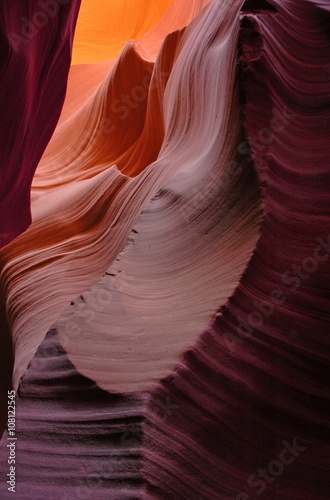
[0,0,329,499]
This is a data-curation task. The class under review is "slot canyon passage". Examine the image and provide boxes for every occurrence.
[0,1,329,499]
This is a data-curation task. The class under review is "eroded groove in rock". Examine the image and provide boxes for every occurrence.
[0,0,328,498]
[0,5,202,393]
[54,0,262,394]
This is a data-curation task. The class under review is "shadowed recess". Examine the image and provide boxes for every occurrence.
[0,329,146,499]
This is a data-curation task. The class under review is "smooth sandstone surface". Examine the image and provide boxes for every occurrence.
[0,1,329,499]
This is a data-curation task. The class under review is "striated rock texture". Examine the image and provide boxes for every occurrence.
[0,0,329,499]
[52,0,262,395]
[0,0,81,438]
[142,0,330,498]
[0,329,146,499]
[0,0,211,400]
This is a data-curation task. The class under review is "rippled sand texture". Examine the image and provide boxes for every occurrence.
[0,0,329,499]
